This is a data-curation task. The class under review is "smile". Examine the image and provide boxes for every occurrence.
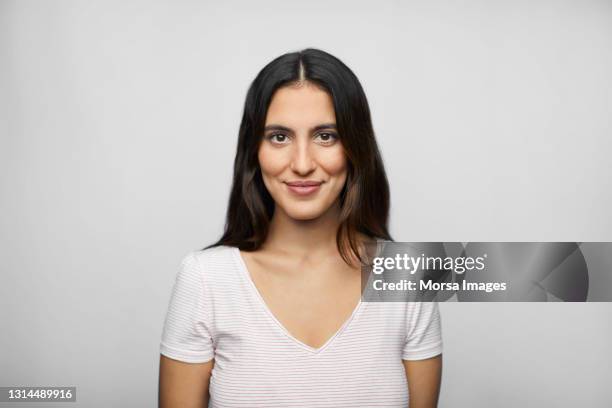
[285,181,322,196]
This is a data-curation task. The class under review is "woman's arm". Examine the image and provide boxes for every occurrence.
[159,355,214,408]
[403,354,442,408]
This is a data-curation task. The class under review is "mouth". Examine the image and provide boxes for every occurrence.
[284,181,323,196]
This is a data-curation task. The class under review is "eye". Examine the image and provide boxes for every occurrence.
[267,133,290,145]
[314,132,338,145]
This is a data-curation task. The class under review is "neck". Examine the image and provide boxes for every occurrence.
[264,201,343,258]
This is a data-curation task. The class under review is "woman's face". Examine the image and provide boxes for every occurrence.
[258,81,348,221]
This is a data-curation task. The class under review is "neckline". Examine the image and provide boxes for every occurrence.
[231,246,364,355]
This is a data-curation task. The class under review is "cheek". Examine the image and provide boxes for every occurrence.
[258,145,287,176]
[318,147,347,176]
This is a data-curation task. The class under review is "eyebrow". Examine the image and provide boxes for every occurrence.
[264,123,337,132]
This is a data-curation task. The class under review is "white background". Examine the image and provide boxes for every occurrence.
[1,0,611,406]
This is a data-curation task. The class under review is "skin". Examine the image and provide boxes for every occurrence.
[159,80,442,407]
[405,355,443,407]
[242,81,362,352]
[159,357,213,408]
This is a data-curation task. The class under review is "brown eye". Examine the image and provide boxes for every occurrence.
[268,133,290,144]
[315,132,338,145]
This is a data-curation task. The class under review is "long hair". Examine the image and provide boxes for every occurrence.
[206,48,392,266]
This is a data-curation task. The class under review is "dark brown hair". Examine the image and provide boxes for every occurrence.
[206,48,392,266]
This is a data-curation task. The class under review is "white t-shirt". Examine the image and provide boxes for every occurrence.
[160,245,443,407]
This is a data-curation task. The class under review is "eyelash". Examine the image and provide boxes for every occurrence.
[266,132,338,145]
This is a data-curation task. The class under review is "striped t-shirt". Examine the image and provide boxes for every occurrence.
[160,245,443,407]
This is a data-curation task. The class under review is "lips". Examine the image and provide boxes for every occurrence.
[285,180,323,196]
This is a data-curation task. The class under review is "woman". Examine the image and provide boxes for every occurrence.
[159,48,443,407]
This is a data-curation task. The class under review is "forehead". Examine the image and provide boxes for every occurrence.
[265,82,336,126]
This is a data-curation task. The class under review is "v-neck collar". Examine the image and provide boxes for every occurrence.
[231,246,364,355]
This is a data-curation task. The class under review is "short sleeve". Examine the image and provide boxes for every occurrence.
[402,301,443,361]
[160,252,215,363]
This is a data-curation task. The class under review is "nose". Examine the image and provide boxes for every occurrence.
[289,137,316,175]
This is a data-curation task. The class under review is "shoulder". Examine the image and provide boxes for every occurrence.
[184,244,236,265]
[177,245,240,283]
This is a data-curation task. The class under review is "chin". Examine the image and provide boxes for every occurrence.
[285,209,324,221]
[281,202,328,221]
